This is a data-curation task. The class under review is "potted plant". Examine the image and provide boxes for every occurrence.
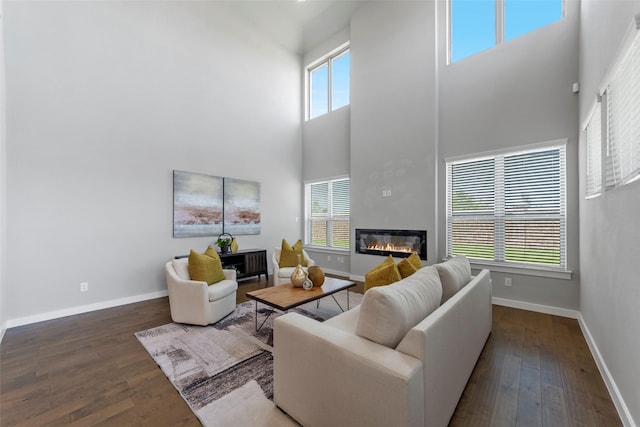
[216,233,233,254]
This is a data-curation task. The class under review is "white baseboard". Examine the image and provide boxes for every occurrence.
[578,314,636,427]
[5,290,169,329]
[492,297,579,319]
[349,274,365,283]
[322,268,351,278]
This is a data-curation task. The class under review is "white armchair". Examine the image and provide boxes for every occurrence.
[271,248,315,286]
[165,258,238,326]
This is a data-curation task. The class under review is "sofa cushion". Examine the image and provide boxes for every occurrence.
[324,305,361,335]
[356,266,443,348]
[207,279,238,301]
[364,255,401,291]
[277,266,308,279]
[188,249,225,285]
[434,256,471,304]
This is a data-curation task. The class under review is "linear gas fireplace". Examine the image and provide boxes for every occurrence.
[355,229,427,260]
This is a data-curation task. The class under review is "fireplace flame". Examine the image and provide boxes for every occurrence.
[367,243,414,254]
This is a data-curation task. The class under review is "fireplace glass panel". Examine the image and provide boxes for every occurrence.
[355,229,427,260]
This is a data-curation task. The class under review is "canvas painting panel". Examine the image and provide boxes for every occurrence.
[224,178,261,235]
[173,171,223,237]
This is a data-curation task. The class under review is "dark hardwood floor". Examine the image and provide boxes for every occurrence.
[0,275,621,426]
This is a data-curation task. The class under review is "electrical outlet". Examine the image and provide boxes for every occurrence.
[338,256,344,263]
[327,255,331,261]
[504,277,512,287]
[80,282,89,292]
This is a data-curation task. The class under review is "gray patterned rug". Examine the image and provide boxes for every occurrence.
[135,291,361,427]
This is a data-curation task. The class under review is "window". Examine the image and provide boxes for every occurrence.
[446,142,567,271]
[449,0,563,63]
[585,19,640,196]
[307,44,350,120]
[585,101,602,198]
[605,27,640,188]
[305,178,350,249]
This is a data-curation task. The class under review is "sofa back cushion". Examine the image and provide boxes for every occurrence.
[434,256,471,304]
[355,266,443,348]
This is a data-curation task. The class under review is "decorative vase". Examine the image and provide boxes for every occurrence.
[302,278,314,291]
[290,254,307,288]
[307,266,325,287]
[220,246,230,255]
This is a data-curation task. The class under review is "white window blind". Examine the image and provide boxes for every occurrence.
[447,144,566,270]
[306,178,350,249]
[585,101,602,198]
[606,27,640,188]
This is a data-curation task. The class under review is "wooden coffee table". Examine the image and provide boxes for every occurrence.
[246,276,356,331]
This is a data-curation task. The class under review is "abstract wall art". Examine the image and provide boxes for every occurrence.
[173,171,223,237]
[223,178,261,235]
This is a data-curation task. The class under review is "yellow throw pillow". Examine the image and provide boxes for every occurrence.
[292,239,308,267]
[397,258,418,278]
[279,239,307,267]
[188,248,225,285]
[278,239,299,268]
[372,255,395,272]
[406,252,422,270]
[364,256,401,291]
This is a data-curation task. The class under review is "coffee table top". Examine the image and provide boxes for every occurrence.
[246,276,356,311]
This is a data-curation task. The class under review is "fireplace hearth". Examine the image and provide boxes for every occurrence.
[355,229,427,260]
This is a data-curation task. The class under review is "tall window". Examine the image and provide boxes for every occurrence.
[307,44,350,120]
[305,178,350,249]
[450,0,563,63]
[446,142,567,270]
[585,101,602,198]
[585,21,640,196]
[605,27,640,188]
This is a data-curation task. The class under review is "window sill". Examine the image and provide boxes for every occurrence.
[469,261,573,280]
[303,246,350,255]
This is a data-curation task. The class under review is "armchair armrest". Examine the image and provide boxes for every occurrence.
[222,268,237,281]
[274,313,424,427]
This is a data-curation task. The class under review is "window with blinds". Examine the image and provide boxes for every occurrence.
[604,22,640,188]
[305,178,350,249]
[585,101,602,198]
[446,143,567,270]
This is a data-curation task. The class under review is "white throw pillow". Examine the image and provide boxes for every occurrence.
[434,256,471,304]
[355,266,443,348]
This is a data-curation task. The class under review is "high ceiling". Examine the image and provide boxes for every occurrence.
[222,0,362,54]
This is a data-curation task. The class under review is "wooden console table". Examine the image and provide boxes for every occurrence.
[175,249,268,281]
[220,249,268,281]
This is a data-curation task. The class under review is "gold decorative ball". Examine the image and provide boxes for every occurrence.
[308,266,325,287]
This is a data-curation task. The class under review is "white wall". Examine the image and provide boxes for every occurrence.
[300,26,352,274]
[4,1,302,325]
[0,0,7,338]
[578,1,640,424]
[350,1,437,276]
[437,0,581,311]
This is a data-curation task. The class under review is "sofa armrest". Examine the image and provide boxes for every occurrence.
[222,268,237,281]
[165,262,209,323]
[396,268,492,426]
[274,313,424,427]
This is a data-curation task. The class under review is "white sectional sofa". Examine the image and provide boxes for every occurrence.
[273,257,492,427]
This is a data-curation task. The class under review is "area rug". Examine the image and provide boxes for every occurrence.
[135,291,362,427]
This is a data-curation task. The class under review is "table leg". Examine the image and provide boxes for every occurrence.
[254,300,276,332]
[331,291,347,313]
